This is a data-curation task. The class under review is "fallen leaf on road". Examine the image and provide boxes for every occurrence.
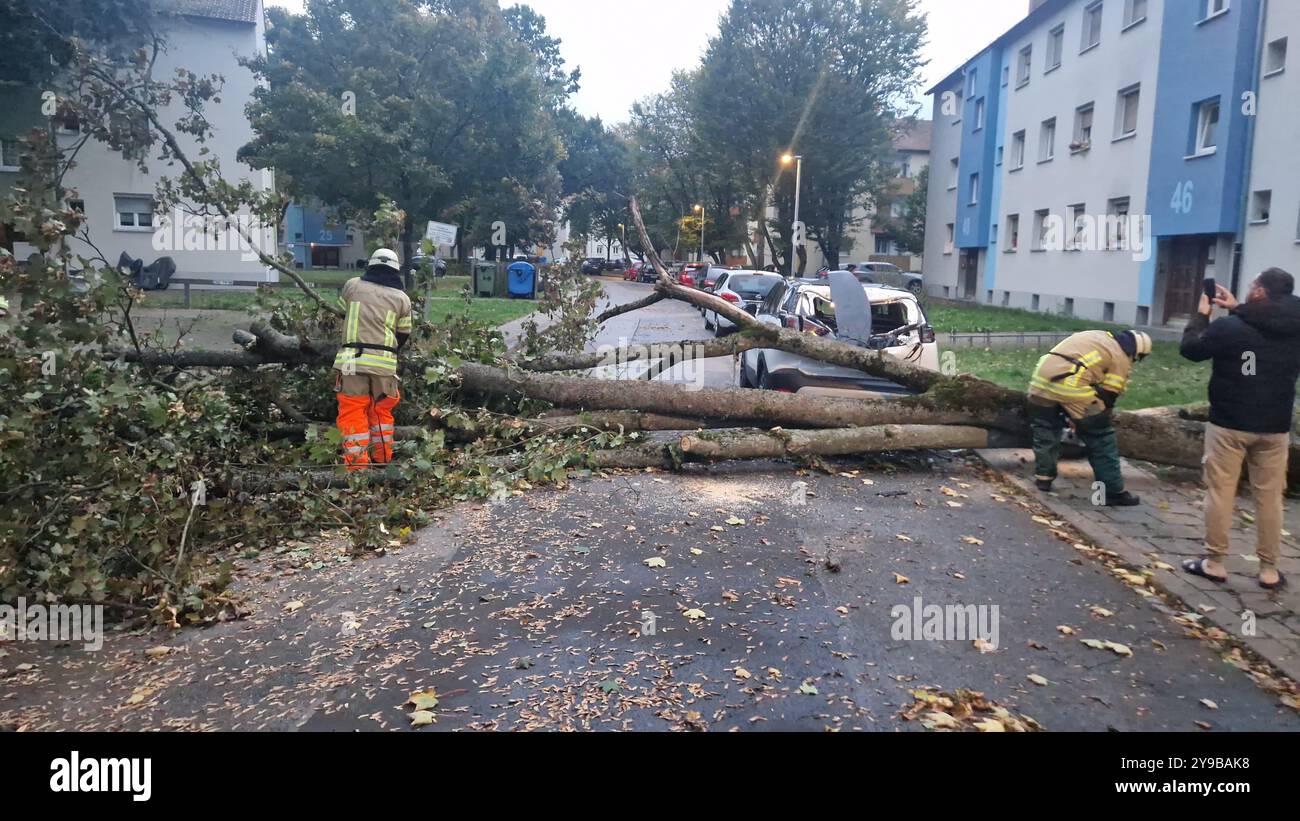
[798,682,819,696]
[643,557,666,568]
[684,608,706,620]
[973,639,996,654]
[961,536,984,545]
[725,517,746,526]
[1090,606,1115,618]
[734,667,752,680]
[895,534,913,542]
[892,573,910,585]
[1200,699,1219,710]
[409,711,435,727]
[407,689,439,711]
[1058,626,1075,635]
[283,600,304,612]
[1027,674,1049,687]
[835,606,849,615]
[690,548,703,556]
[144,646,172,659]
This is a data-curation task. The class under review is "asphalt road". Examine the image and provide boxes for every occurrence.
[3,456,1295,731]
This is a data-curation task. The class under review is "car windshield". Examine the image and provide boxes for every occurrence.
[727,274,781,296]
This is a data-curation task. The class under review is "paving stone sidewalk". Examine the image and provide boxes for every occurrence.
[981,449,1300,682]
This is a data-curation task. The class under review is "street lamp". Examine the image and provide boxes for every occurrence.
[693,204,704,263]
[618,223,626,257]
[781,153,803,278]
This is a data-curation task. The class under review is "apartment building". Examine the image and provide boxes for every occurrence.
[925,0,1299,326]
[0,0,276,281]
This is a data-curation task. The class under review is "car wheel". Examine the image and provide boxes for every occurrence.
[704,312,714,331]
[737,355,753,388]
[908,281,923,294]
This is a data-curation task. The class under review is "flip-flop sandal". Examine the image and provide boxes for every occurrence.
[1182,558,1228,584]
[1259,572,1287,591]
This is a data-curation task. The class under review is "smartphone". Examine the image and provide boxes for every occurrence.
[1204,278,1217,299]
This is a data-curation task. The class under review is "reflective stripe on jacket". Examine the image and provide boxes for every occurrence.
[332,277,412,377]
[1027,330,1132,403]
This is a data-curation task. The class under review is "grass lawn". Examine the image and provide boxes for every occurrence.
[923,300,1125,334]
[136,274,531,327]
[953,341,1211,410]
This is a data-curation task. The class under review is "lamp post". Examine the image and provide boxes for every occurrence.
[693,204,704,263]
[618,223,626,258]
[781,153,803,278]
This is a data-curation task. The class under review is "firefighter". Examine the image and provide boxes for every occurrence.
[1026,329,1152,506]
[332,248,413,471]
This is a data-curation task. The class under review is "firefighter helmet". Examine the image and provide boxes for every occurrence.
[367,248,401,273]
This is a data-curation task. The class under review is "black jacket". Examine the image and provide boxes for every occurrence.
[1180,295,1300,434]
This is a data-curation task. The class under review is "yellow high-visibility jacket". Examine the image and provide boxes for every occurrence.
[1028,330,1132,403]
[331,277,412,377]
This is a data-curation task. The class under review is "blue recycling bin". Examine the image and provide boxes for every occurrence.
[506,259,537,299]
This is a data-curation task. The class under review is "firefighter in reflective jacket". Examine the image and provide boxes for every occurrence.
[333,249,413,470]
[1026,329,1152,506]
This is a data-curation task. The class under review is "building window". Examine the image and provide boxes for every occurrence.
[1123,0,1147,28]
[1002,291,1011,307]
[1072,103,1094,150]
[0,137,21,171]
[1064,298,1075,316]
[1032,294,1041,311]
[1106,196,1131,249]
[973,97,986,131]
[1193,98,1220,156]
[1264,38,1287,76]
[948,157,959,189]
[1001,65,1010,86]
[969,173,980,205]
[991,223,999,244]
[1006,214,1020,251]
[1069,203,1088,249]
[996,146,1004,166]
[945,223,955,254]
[1103,302,1116,321]
[1082,2,1104,52]
[1017,45,1033,87]
[1250,190,1272,223]
[114,194,155,231]
[875,235,891,254]
[967,68,978,97]
[1115,84,1140,138]
[68,199,85,213]
[1011,130,1026,169]
[1047,25,1064,71]
[1033,209,1051,250]
[1201,0,1229,22]
[1039,118,1056,162]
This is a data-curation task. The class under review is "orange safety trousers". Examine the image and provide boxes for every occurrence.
[336,383,400,471]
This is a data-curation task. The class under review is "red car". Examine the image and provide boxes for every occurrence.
[678,262,708,288]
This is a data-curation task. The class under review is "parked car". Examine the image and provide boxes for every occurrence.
[677,262,708,289]
[581,257,605,276]
[821,261,923,294]
[704,271,784,334]
[603,258,628,272]
[738,273,939,396]
[623,260,658,282]
[407,254,447,277]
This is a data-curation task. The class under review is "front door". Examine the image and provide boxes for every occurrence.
[1162,237,1208,323]
[959,250,979,300]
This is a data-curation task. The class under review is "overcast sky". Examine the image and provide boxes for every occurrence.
[266,0,1027,122]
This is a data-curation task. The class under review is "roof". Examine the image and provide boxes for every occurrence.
[926,0,1072,94]
[893,120,930,153]
[165,0,260,24]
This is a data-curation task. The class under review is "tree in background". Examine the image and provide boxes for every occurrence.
[239,0,569,265]
[691,0,926,272]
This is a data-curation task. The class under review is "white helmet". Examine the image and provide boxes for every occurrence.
[1131,330,1153,359]
[368,248,400,273]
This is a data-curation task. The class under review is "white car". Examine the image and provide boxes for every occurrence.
[704,271,784,333]
[738,274,940,397]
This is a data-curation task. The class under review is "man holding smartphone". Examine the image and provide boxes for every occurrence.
[1180,268,1300,590]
